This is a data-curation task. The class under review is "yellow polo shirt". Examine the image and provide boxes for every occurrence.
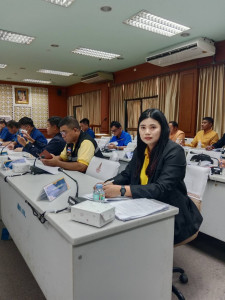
[140,147,150,185]
[60,140,95,166]
[186,129,219,148]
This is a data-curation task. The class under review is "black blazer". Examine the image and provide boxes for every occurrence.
[112,140,203,244]
[213,133,225,148]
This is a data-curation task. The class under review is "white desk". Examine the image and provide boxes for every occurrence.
[0,170,178,300]
[201,173,225,242]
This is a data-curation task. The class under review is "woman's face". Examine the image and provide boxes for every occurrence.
[139,117,161,149]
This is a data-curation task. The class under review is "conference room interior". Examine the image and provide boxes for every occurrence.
[1,1,225,299]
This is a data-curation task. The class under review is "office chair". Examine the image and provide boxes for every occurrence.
[172,165,210,300]
[86,156,120,181]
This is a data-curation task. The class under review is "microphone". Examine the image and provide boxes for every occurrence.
[58,168,86,205]
[1,141,14,155]
[30,155,49,175]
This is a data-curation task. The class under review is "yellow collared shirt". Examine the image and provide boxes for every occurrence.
[140,147,150,185]
[186,129,219,148]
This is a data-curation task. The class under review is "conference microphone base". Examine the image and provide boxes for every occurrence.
[30,166,50,175]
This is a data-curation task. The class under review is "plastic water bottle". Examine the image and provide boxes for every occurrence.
[93,184,105,202]
[197,141,202,149]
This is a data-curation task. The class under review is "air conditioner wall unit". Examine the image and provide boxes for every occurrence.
[81,71,113,84]
[146,38,215,67]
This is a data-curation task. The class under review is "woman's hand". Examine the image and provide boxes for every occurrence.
[103,184,121,198]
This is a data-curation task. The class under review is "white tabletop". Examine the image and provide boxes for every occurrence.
[0,168,178,246]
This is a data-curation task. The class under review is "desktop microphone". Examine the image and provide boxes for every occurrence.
[30,155,49,175]
[0,141,14,155]
[58,168,86,204]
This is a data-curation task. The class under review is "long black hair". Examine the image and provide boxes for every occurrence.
[136,109,170,177]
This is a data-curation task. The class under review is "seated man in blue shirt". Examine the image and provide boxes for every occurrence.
[5,120,22,148]
[9,117,47,152]
[108,121,132,150]
[17,116,66,157]
[80,118,95,138]
[0,119,14,143]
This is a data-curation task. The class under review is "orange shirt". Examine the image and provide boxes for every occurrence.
[169,130,185,143]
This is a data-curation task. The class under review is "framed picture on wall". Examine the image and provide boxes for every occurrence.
[15,87,29,104]
[13,86,32,107]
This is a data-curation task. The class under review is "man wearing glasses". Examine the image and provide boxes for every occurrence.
[42,116,103,172]
[108,121,132,150]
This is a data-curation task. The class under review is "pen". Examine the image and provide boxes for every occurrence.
[103,180,114,186]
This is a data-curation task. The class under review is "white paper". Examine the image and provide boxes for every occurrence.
[109,198,169,221]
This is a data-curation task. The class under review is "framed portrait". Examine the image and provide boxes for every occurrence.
[13,86,32,107]
[15,87,29,104]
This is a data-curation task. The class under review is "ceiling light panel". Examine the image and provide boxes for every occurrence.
[0,64,7,68]
[72,47,120,60]
[23,79,51,84]
[38,69,73,76]
[123,10,190,37]
[44,0,75,7]
[0,29,35,44]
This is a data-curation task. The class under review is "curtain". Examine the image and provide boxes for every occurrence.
[197,65,225,136]
[67,91,101,133]
[158,73,180,122]
[109,85,124,127]
[67,94,82,116]
[127,100,141,137]
[140,78,158,98]
[82,90,101,127]
[124,82,141,99]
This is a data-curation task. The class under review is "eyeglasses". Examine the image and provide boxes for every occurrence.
[60,131,67,137]
[111,128,119,133]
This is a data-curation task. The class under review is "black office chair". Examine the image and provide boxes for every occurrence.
[172,230,199,300]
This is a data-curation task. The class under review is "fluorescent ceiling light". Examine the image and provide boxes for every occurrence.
[0,64,7,68]
[123,10,190,37]
[0,29,35,44]
[44,0,75,7]
[23,79,51,84]
[72,47,120,60]
[37,69,73,76]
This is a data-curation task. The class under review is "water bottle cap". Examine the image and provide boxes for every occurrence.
[96,183,103,189]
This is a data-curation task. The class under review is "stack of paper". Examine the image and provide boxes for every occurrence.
[81,193,130,202]
[110,198,169,221]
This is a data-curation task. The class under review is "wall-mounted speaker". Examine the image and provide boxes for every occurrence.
[57,89,62,96]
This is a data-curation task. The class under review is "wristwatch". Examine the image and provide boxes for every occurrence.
[120,185,126,196]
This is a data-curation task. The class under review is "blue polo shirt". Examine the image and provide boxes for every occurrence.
[86,127,95,138]
[109,130,132,146]
[30,127,47,145]
[0,127,14,141]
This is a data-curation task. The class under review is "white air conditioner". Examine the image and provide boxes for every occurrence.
[146,38,215,67]
[81,71,113,83]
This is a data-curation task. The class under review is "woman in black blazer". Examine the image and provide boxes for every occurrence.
[103,109,203,244]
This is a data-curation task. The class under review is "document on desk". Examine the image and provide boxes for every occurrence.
[110,198,169,221]
[81,193,130,202]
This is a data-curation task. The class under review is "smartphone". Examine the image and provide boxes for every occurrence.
[39,149,52,159]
